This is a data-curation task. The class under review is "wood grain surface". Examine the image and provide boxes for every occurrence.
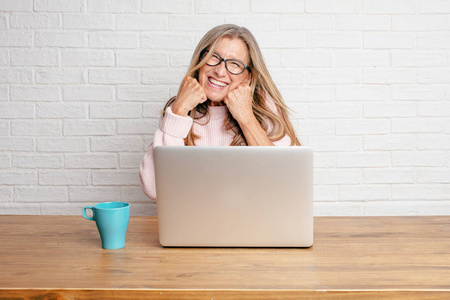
[0,215,449,299]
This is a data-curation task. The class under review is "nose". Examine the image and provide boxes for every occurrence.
[214,61,227,77]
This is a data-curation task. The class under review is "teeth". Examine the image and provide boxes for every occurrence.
[209,78,227,87]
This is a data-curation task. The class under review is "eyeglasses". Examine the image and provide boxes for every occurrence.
[200,49,250,75]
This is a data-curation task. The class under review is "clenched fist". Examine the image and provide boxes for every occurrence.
[172,76,207,117]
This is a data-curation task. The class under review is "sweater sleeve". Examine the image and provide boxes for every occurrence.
[139,107,193,200]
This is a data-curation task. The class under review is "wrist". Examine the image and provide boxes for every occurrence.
[171,102,189,117]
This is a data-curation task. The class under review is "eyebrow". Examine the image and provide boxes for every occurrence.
[213,50,247,64]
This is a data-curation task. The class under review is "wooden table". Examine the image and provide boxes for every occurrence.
[0,216,449,299]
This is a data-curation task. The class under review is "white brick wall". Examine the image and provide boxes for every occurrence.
[0,0,449,216]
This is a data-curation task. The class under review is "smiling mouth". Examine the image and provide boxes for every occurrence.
[208,77,228,88]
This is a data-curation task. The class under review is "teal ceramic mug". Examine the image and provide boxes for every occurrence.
[82,202,130,250]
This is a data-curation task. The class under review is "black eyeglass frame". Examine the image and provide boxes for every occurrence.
[200,49,251,75]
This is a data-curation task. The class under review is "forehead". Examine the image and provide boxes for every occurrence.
[212,37,249,63]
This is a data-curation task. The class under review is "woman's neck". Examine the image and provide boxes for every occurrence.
[207,100,225,107]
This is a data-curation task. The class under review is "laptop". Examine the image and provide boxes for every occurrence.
[154,146,313,247]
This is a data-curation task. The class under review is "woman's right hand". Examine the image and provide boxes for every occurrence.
[171,76,207,117]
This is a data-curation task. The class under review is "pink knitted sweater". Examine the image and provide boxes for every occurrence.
[139,103,292,200]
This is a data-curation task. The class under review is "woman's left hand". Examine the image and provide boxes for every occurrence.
[224,84,254,125]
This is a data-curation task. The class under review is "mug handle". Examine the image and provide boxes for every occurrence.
[82,206,95,221]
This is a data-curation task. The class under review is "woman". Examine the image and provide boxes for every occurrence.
[140,24,301,200]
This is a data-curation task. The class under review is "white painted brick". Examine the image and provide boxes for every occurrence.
[40,203,85,215]
[35,31,86,48]
[281,87,335,102]
[170,15,226,32]
[0,103,34,118]
[89,68,140,84]
[308,68,361,85]
[340,185,391,201]
[391,118,443,133]
[92,171,139,185]
[15,186,67,202]
[225,15,279,31]
[0,87,8,101]
[392,15,446,31]
[295,119,335,136]
[281,50,333,67]
[142,68,184,85]
[0,49,8,65]
[419,0,450,13]
[364,102,417,118]
[62,50,114,67]
[363,0,417,14]
[337,152,390,168]
[39,170,88,185]
[418,134,450,150]
[90,136,142,152]
[121,186,151,202]
[418,68,450,84]
[36,68,85,84]
[89,32,139,49]
[143,136,153,150]
[0,154,10,168]
[308,33,361,49]
[0,68,32,83]
[365,202,417,216]
[0,14,6,29]
[0,0,33,11]
[0,204,40,215]
[314,185,339,201]
[0,138,35,151]
[90,103,142,119]
[11,86,61,102]
[141,33,195,50]
[63,14,114,30]
[64,86,115,101]
[116,51,168,68]
[37,103,87,119]
[286,103,308,120]
[0,171,37,185]
[142,0,193,13]
[116,15,167,31]
[118,86,169,102]
[169,51,192,67]
[119,153,143,169]
[0,121,9,135]
[336,15,390,31]
[10,13,59,29]
[281,15,333,31]
[12,120,61,136]
[337,119,389,135]
[364,68,416,84]
[0,30,33,46]
[65,154,117,169]
[417,201,450,216]
[88,0,139,13]
[34,0,83,12]
[13,154,61,168]
[11,49,58,66]
[364,33,415,49]
[308,102,361,118]
[308,136,362,152]
[0,187,12,202]
[364,135,415,151]
[392,84,444,101]
[364,168,415,184]
[314,202,365,216]
[255,31,306,49]
[417,33,450,49]
[314,153,336,168]
[337,86,388,101]
[63,120,115,136]
[419,102,450,117]
[69,186,120,202]
[393,151,445,167]
[417,168,450,183]
[392,51,445,67]
[392,184,450,200]
[335,50,389,67]
[143,103,164,118]
[117,119,159,135]
[37,138,88,152]
[196,0,250,13]
[129,202,158,216]
[271,68,306,85]
[306,0,360,13]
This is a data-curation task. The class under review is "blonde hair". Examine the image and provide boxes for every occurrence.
[164,24,301,146]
